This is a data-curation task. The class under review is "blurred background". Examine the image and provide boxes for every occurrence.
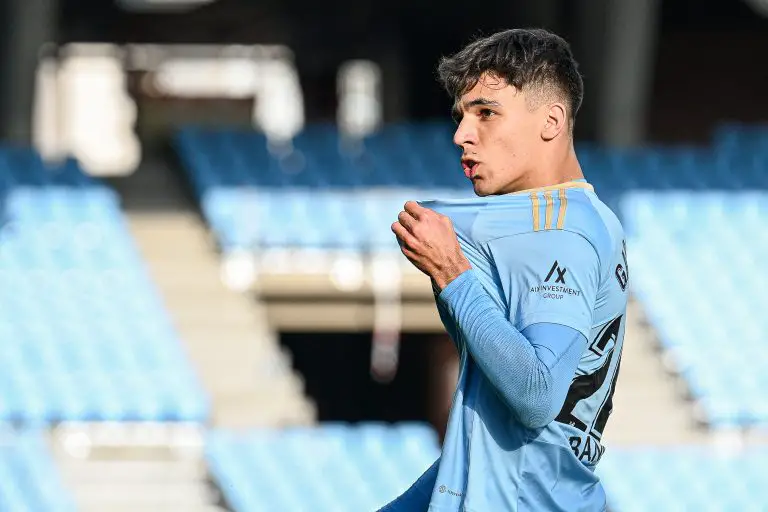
[0,0,766,510]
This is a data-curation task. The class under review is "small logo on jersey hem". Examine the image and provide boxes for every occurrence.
[532,261,581,299]
[438,485,463,497]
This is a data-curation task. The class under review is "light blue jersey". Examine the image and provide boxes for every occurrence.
[412,180,628,512]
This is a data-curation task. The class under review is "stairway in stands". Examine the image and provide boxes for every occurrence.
[52,424,224,512]
[52,152,314,512]
[606,299,707,446]
[110,151,315,428]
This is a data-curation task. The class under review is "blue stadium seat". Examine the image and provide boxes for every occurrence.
[174,125,472,252]
[176,124,764,255]
[620,190,768,427]
[598,447,768,511]
[0,429,76,512]
[0,149,209,422]
[206,423,441,512]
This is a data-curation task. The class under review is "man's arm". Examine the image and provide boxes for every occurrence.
[438,272,587,428]
[391,203,599,428]
[437,231,600,429]
[377,457,440,512]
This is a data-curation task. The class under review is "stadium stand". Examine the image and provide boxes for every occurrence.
[598,446,768,511]
[205,425,768,512]
[0,428,76,511]
[621,190,768,428]
[206,423,440,512]
[0,148,208,422]
[112,152,314,428]
[173,123,768,431]
[174,124,473,253]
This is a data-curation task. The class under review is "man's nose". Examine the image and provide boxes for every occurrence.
[453,119,478,149]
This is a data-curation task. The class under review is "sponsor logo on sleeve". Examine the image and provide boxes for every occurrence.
[530,260,582,300]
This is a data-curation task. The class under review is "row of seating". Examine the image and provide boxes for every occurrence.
[0,149,208,422]
[207,424,768,512]
[598,446,768,511]
[4,423,765,511]
[206,423,440,512]
[621,191,768,427]
[0,429,76,512]
[174,124,768,255]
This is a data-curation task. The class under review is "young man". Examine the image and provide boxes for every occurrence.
[383,29,628,511]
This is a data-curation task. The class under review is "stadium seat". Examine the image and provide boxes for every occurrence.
[620,190,768,427]
[0,149,208,422]
[174,125,473,253]
[598,446,768,511]
[174,123,768,253]
[206,423,441,512]
[0,428,76,512]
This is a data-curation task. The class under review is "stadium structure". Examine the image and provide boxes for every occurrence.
[0,0,766,511]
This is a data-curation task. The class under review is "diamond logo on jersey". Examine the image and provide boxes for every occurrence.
[544,260,567,284]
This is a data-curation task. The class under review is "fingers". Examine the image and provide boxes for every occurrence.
[397,210,417,232]
[404,201,449,225]
[404,201,426,219]
[391,220,420,251]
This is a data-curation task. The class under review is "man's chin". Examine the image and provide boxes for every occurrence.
[472,180,493,197]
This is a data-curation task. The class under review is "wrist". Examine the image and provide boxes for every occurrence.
[433,259,472,291]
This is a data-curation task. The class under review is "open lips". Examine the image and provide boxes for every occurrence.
[462,158,479,179]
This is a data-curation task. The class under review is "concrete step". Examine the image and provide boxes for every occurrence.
[605,299,704,446]
[199,370,300,397]
[214,396,316,428]
[160,294,259,315]
[178,326,273,345]
[57,460,209,482]
[144,272,226,291]
[169,312,263,331]
[213,372,304,397]
[70,482,216,505]
[79,506,227,512]
[118,159,314,428]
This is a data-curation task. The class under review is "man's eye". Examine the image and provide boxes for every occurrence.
[479,109,496,119]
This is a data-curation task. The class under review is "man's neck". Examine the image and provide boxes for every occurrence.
[505,146,584,194]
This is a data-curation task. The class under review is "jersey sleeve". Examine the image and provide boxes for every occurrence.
[487,230,600,341]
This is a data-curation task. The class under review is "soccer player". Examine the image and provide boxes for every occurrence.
[381,29,628,511]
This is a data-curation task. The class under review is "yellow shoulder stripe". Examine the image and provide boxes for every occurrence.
[530,192,541,231]
[556,188,568,229]
[544,191,554,230]
[531,188,570,231]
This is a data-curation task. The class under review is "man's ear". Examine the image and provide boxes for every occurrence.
[542,102,567,141]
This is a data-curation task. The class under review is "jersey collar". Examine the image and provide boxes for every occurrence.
[511,180,594,195]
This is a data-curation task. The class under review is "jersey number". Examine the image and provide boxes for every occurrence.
[555,316,623,439]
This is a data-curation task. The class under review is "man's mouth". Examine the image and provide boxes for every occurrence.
[462,159,479,179]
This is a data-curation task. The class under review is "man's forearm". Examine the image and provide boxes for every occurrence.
[437,270,585,429]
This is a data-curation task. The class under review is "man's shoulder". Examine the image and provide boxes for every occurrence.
[557,186,623,256]
[473,183,621,245]
[420,183,624,255]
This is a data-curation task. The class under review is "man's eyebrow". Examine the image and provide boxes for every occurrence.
[463,97,502,109]
[451,97,502,122]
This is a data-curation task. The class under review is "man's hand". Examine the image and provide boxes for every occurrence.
[392,201,471,291]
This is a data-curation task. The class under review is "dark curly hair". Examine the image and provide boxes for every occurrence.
[438,28,584,129]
